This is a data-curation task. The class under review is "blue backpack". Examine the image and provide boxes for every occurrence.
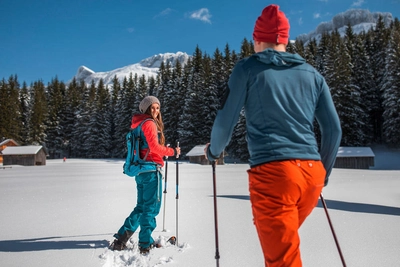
[123,118,159,178]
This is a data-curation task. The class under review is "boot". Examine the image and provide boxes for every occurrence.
[109,230,134,251]
[139,242,162,255]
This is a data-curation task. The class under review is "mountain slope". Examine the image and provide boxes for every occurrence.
[72,51,190,86]
[297,9,393,44]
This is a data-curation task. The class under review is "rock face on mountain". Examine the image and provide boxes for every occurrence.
[74,66,95,82]
[297,9,393,44]
[71,51,190,86]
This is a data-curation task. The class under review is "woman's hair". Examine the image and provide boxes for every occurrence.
[145,107,166,145]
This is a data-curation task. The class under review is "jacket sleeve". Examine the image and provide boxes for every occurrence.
[142,120,175,157]
[208,60,247,160]
[315,78,342,186]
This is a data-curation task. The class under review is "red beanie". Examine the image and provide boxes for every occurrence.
[253,5,290,45]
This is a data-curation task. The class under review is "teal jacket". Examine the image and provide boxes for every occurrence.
[207,48,342,185]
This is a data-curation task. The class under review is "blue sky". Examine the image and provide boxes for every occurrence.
[1,0,399,85]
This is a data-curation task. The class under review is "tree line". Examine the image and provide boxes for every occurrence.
[1,16,399,161]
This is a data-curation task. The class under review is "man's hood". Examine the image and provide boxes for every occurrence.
[252,48,305,67]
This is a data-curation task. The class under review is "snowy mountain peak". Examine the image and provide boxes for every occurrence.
[297,9,394,44]
[71,52,190,87]
[139,51,190,68]
[74,66,95,82]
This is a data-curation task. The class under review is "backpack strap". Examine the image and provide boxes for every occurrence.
[132,118,154,163]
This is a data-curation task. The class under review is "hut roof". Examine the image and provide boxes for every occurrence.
[0,139,20,147]
[186,145,207,157]
[336,147,375,158]
[2,146,43,155]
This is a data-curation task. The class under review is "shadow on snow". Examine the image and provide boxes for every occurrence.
[216,195,400,216]
[0,234,110,252]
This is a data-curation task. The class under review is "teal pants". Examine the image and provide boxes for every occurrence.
[116,170,162,248]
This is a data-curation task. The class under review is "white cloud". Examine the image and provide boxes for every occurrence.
[127,27,135,33]
[189,8,212,24]
[313,12,331,19]
[352,0,365,7]
[298,17,303,25]
[154,8,174,19]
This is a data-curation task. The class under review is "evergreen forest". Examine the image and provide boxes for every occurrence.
[1,17,399,161]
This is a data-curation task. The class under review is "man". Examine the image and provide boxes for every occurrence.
[205,4,342,267]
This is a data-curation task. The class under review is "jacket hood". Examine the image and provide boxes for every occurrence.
[131,114,153,128]
[252,48,305,67]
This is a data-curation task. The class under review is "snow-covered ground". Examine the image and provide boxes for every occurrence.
[0,146,399,267]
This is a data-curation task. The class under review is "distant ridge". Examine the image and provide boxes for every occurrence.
[71,51,190,86]
[297,9,393,44]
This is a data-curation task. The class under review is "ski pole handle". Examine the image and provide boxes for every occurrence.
[165,144,170,160]
[176,141,180,158]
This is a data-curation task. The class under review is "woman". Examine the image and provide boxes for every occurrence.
[110,96,180,254]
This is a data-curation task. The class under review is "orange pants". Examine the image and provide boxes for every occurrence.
[248,160,326,267]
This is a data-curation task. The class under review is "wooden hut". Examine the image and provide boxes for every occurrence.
[186,145,225,165]
[0,139,20,164]
[2,146,47,166]
[334,147,375,169]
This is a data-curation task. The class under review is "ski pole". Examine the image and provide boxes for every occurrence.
[162,145,170,232]
[212,161,220,267]
[175,141,180,245]
[320,192,347,267]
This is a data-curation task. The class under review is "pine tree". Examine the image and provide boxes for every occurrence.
[71,81,94,157]
[29,80,48,145]
[178,46,208,155]
[293,39,305,58]
[303,39,318,68]
[112,77,131,158]
[287,41,295,53]
[229,110,248,162]
[0,76,23,142]
[45,77,65,158]
[369,15,390,142]
[156,62,172,110]
[327,29,368,146]
[62,77,81,157]
[0,79,6,140]
[200,53,218,148]
[163,60,183,147]
[85,79,112,158]
[240,38,254,59]
[315,33,331,77]
[148,76,157,96]
[381,24,400,146]
[19,82,30,144]
[341,25,368,145]
[351,32,375,144]
[228,39,252,161]
[110,75,121,158]
[137,75,148,102]
[173,58,192,145]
